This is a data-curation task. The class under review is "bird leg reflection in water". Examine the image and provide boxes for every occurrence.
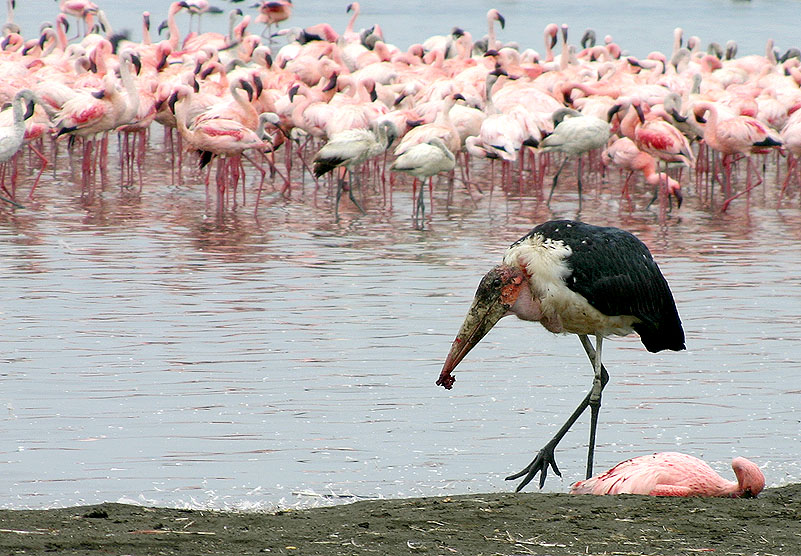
[437,220,685,491]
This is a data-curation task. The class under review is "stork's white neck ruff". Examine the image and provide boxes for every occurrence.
[503,234,640,337]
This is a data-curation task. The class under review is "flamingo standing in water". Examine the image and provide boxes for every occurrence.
[542,108,611,210]
[693,100,782,211]
[570,452,765,497]
[54,50,141,188]
[170,84,267,211]
[390,136,455,223]
[0,88,35,206]
[58,0,98,37]
[313,120,396,220]
[254,0,292,38]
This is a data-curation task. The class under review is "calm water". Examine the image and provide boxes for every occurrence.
[11,0,801,57]
[2,1,801,510]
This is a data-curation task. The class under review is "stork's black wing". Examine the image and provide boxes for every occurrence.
[523,220,685,352]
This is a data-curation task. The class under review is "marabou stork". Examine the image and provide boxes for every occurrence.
[437,220,685,491]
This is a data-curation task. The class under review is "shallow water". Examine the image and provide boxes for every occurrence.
[2,129,800,510]
[2,1,801,510]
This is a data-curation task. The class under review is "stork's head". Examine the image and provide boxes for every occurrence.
[437,264,527,389]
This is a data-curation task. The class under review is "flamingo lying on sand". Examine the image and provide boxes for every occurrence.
[570,452,765,497]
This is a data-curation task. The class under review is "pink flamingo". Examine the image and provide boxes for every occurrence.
[255,0,292,38]
[170,85,267,211]
[59,0,98,37]
[484,9,505,51]
[779,110,801,202]
[628,99,695,167]
[693,100,782,210]
[158,1,187,50]
[183,0,224,33]
[54,51,140,188]
[570,452,765,497]
[602,135,642,200]
[631,151,683,209]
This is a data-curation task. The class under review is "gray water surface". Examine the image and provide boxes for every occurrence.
[2,0,801,510]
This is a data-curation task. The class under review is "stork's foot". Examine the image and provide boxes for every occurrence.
[505,443,561,491]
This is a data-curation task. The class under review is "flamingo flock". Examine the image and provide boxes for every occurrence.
[1,1,800,218]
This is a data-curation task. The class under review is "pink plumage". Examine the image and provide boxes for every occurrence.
[570,452,765,497]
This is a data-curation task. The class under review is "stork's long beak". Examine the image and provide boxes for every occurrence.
[437,264,526,389]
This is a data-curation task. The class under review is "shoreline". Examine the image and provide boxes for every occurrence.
[2,484,799,555]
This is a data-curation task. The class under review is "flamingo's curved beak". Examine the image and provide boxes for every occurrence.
[437,264,526,389]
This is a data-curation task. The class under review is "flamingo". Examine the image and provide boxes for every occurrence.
[157,1,187,50]
[183,0,223,33]
[484,9,505,51]
[254,0,292,38]
[312,120,397,220]
[438,220,684,490]
[394,93,463,158]
[0,88,35,205]
[602,135,642,200]
[541,108,611,210]
[389,136,456,222]
[54,50,141,187]
[58,0,98,37]
[627,99,695,167]
[570,452,765,497]
[693,100,782,210]
[631,151,683,209]
[170,84,267,210]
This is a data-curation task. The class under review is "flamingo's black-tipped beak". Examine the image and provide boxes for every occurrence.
[322,73,337,92]
[23,100,35,120]
[438,264,526,389]
[673,189,683,209]
[167,90,179,113]
[157,51,168,71]
[634,101,645,124]
[497,13,506,29]
[130,53,142,75]
[241,80,254,101]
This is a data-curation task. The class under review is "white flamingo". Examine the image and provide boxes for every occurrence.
[0,88,35,205]
[313,120,396,220]
[390,136,455,222]
[542,108,611,210]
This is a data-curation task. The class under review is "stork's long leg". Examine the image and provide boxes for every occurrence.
[576,156,583,212]
[582,333,604,480]
[506,333,609,491]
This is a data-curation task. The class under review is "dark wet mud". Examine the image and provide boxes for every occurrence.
[2,484,799,555]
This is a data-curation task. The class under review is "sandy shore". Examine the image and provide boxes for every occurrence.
[1,484,799,555]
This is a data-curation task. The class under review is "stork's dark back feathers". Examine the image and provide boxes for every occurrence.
[521,220,685,352]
